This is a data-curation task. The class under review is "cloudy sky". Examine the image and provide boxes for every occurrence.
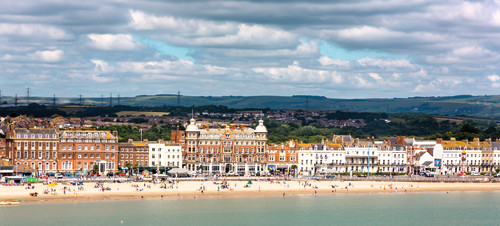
[1,0,500,98]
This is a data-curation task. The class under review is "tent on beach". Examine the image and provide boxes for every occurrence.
[168,168,189,177]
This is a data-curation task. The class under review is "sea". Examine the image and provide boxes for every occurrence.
[1,191,499,225]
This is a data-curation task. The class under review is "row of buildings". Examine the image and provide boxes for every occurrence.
[1,119,500,176]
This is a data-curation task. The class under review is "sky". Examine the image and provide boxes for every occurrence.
[1,0,500,99]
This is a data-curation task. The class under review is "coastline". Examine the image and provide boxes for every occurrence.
[2,180,500,204]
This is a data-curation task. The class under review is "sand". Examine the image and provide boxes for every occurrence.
[2,179,500,204]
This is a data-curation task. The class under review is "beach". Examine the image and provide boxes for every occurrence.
[2,179,500,204]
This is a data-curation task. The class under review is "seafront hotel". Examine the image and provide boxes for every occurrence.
[2,119,500,177]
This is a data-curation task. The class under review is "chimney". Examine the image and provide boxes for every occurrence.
[218,125,221,131]
[450,137,456,145]
[486,138,491,144]
[113,130,118,138]
[436,138,442,144]
[473,138,480,144]
[128,139,133,143]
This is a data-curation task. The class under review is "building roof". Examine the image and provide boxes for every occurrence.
[185,118,199,132]
[60,130,116,140]
[14,128,58,135]
[255,119,267,133]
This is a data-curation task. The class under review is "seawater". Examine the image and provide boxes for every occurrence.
[1,192,499,225]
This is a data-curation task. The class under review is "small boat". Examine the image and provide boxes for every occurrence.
[0,200,21,206]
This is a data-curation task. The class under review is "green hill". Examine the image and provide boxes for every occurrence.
[2,95,499,119]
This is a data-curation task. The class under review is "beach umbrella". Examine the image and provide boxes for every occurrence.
[247,180,252,184]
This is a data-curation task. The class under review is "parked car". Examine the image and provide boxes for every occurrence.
[471,172,481,176]
[54,173,64,179]
[494,173,500,178]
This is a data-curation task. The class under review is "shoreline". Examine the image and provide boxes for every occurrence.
[2,180,500,204]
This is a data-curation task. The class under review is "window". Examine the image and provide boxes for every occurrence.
[269,156,275,161]
[38,152,42,159]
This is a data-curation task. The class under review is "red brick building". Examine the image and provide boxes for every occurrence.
[118,139,149,168]
[0,138,6,159]
[58,130,118,174]
[5,126,59,172]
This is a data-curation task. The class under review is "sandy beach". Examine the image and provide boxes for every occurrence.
[2,179,500,204]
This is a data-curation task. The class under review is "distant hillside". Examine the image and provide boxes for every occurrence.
[1,95,499,119]
[120,95,500,119]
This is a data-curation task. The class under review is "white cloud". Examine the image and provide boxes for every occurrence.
[0,23,71,40]
[129,10,236,35]
[426,46,500,65]
[356,57,415,69]
[487,74,499,82]
[30,50,64,62]
[318,56,350,66]
[130,10,297,49]
[91,59,114,73]
[91,74,113,83]
[413,78,462,94]
[87,34,141,51]
[252,61,343,84]
[368,73,382,80]
[215,40,318,58]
